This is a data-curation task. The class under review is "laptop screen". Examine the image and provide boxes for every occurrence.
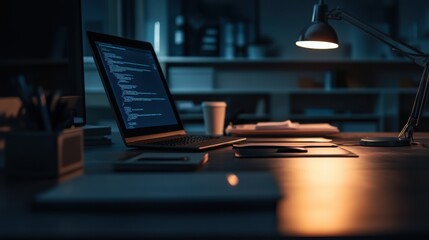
[88,31,184,138]
[94,42,178,129]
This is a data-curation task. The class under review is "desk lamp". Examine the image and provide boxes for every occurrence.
[296,0,429,147]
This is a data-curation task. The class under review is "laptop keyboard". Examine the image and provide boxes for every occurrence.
[149,135,222,147]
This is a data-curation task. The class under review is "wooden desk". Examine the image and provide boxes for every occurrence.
[1,132,429,239]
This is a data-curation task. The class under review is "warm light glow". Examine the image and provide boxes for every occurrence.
[277,158,369,236]
[296,40,339,49]
[226,173,240,187]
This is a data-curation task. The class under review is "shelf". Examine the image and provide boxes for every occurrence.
[159,56,421,73]
[171,89,272,94]
[290,113,382,120]
[289,89,383,94]
[171,88,419,95]
[86,85,419,96]
[86,55,418,66]
[84,55,422,132]
[159,56,415,65]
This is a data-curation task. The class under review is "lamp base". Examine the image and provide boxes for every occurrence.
[360,137,411,147]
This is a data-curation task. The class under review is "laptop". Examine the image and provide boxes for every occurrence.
[87,31,246,151]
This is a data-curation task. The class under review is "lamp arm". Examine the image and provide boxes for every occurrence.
[398,62,429,141]
[328,7,429,141]
[328,7,425,65]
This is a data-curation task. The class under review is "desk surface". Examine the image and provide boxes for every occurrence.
[2,132,429,239]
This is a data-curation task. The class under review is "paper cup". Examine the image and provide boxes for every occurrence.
[202,101,227,136]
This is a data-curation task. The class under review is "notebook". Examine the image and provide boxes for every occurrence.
[87,31,245,151]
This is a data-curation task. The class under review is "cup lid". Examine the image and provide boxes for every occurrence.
[201,101,227,107]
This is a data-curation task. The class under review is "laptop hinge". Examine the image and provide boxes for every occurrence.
[125,130,187,144]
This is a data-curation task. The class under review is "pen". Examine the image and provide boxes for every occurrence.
[36,86,53,132]
[15,75,40,130]
[16,75,33,108]
[49,90,61,113]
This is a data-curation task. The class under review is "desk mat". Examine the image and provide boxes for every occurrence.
[234,146,358,158]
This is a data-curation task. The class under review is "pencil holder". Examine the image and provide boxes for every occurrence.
[4,128,84,178]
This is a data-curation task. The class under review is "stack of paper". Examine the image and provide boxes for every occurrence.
[226,121,339,137]
[255,120,299,130]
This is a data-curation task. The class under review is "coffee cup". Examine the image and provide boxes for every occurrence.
[201,101,227,136]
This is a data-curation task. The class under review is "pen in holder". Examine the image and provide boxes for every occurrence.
[5,128,84,178]
[4,78,83,178]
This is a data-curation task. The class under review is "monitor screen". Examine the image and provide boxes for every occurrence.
[0,0,85,126]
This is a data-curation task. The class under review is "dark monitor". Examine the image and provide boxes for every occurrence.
[0,0,85,126]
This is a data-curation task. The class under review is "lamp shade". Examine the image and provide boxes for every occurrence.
[296,21,339,49]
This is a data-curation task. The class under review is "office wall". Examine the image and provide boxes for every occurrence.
[82,0,429,59]
[83,0,429,132]
[139,0,429,59]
